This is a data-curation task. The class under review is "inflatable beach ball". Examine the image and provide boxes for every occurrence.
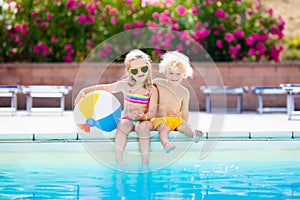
[74,90,122,132]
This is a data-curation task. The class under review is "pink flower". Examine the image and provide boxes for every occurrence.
[225,33,235,42]
[98,50,107,58]
[266,7,273,16]
[76,1,85,9]
[252,33,261,41]
[233,29,244,39]
[133,21,145,28]
[164,0,174,7]
[152,12,159,19]
[248,48,256,56]
[14,24,21,32]
[171,24,179,30]
[245,36,255,46]
[269,45,284,62]
[216,39,223,49]
[50,35,58,43]
[124,23,132,30]
[64,55,73,62]
[278,16,285,30]
[215,9,227,19]
[207,0,213,5]
[65,44,72,51]
[86,39,95,48]
[31,11,38,17]
[125,0,132,6]
[179,30,189,41]
[213,30,219,36]
[12,48,17,55]
[176,44,184,52]
[86,3,97,14]
[110,8,118,15]
[255,42,266,54]
[33,42,51,56]
[133,30,140,36]
[147,21,159,28]
[104,5,111,11]
[77,14,86,24]
[103,44,112,53]
[46,12,54,21]
[160,14,171,24]
[228,44,241,56]
[35,18,49,29]
[193,29,210,40]
[165,31,174,41]
[65,0,76,10]
[196,22,202,29]
[150,36,159,44]
[20,22,30,38]
[176,5,186,16]
[86,15,95,24]
[191,5,200,15]
[111,17,118,25]
[260,33,268,42]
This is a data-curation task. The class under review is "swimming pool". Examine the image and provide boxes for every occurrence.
[1,139,300,199]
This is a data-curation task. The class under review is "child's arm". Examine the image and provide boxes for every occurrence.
[75,80,125,104]
[181,90,190,121]
[146,85,158,119]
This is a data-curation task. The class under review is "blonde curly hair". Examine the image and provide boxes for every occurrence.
[159,51,193,79]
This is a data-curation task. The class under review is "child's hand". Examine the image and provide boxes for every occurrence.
[130,110,144,120]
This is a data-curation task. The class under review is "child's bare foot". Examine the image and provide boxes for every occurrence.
[164,142,176,153]
[193,130,203,143]
[116,158,128,165]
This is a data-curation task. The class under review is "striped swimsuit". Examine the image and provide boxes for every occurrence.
[123,88,151,124]
[124,88,151,105]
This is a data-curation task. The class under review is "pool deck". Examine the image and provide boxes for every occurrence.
[0,111,299,138]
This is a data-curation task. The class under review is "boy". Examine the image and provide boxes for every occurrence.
[153,51,203,153]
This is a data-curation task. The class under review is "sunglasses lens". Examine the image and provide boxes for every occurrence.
[130,68,138,75]
[141,66,149,73]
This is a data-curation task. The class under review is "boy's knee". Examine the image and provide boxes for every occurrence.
[157,124,170,133]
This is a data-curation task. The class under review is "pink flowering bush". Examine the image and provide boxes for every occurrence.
[143,0,285,61]
[1,0,285,62]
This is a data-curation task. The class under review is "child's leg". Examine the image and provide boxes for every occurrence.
[115,119,134,164]
[135,121,152,165]
[157,124,175,153]
[177,123,203,142]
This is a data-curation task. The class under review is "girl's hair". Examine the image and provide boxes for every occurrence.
[158,51,193,79]
[124,49,152,89]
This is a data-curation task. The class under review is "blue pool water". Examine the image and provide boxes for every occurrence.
[1,162,300,199]
[1,142,300,199]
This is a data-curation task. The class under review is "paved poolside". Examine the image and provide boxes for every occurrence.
[0,111,299,135]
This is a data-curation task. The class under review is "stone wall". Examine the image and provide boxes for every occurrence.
[0,62,299,111]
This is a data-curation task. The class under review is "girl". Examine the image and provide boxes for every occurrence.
[76,49,158,165]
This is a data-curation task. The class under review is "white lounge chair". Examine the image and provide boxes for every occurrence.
[200,86,248,113]
[251,86,287,114]
[0,85,21,115]
[280,84,300,120]
[22,85,72,115]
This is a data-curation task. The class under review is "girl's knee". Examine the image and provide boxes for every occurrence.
[135,122,151,138]
[117,120,133,133]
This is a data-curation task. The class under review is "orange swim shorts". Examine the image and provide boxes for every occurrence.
[152,116,185,131]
